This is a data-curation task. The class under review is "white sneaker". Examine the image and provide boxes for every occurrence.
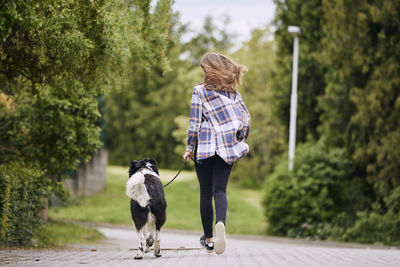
[214,221,226,254]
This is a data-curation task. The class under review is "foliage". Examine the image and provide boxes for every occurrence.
[106,16,232,168]
[0,162,66,245]
[271,0,326,142]
[320,0,400,200]
[232,26,286,186]
[263,141,359,237]
[0,0,172,244]
[105,23,191,167]
[263,0,400,244]
[344,187,400,245]
[0,0,172,91]
[182,15,233,65]
[0,85,103,176]
[172,115,190,156]
[0,0,173,175]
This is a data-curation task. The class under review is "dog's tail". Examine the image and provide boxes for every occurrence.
[126,173,150,207]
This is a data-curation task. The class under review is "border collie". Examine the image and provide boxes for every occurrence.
[126,158,167,259]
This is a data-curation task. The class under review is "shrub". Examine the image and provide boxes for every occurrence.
[344,187,400,245]
[0,162,66,245]
[263,141,355,238]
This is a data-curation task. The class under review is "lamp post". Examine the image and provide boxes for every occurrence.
[288,26,301,171]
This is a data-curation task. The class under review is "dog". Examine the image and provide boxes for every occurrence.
[126,158,167,259]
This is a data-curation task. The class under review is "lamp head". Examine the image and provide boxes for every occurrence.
[288,26,301,35]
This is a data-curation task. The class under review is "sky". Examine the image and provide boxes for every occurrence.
[173,0,276,44]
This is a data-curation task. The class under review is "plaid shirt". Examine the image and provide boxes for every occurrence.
[186,84,250,164]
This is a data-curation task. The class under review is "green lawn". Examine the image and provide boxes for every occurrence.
[50,165,266,235]
[33,219,104,248]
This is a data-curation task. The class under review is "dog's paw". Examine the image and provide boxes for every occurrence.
[154,248,161,257]
[144,246,151,253]
[134,256,143,260]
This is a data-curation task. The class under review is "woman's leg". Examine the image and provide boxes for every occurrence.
[212,155,233,225]
[195,156,215,238]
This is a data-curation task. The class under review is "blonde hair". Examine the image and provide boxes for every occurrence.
[200,52,248,93]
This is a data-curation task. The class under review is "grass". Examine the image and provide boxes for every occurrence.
[50,165,266,235]
[33,219,104,248]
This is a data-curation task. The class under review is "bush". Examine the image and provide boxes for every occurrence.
[344,187,400,245]
[0,162,65,245]
[263,141,355,238]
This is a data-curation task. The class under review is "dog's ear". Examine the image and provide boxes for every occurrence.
[129,160,138,177]
[148,159,159,175]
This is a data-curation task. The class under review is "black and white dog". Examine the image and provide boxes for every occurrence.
[126,158,167,259]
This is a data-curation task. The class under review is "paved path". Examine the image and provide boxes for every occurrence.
[1,226,399,267]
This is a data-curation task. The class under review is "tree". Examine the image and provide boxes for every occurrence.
[105,12,188,168]
[271,0,326,142]
[106,15,234,168]
[0,0,172,176]
[232,26,286,185]
[320,0,400,199]
[263,0,400,243]
[182,15,233,66]
[0,0,172,243]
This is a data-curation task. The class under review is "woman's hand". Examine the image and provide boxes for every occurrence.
[183,152,192,162]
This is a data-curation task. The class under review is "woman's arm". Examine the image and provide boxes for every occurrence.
[186,88,202,152]
[236,92,251,141]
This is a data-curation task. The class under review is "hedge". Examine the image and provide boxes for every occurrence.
[0,162,53,245]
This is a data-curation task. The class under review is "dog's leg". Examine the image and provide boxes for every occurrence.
[134,227,146,260]
[146,219,155,249]
[143,224,151,253]
[154,229,161,257]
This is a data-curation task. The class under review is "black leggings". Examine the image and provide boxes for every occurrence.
[194,154,233,238]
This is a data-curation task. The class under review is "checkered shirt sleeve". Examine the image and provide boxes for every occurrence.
[235,92,251,141]
[186,89,202,152]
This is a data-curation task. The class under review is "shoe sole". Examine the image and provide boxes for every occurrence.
[214,223,225,254]
[204,242,214,254]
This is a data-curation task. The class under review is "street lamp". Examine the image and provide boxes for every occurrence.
[288,26,301,171]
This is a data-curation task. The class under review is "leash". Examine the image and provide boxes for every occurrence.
[163,157,193,188]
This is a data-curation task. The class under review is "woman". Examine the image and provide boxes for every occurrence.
[183,52,251,254]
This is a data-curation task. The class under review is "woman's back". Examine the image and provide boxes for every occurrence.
[187,84,250,164]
